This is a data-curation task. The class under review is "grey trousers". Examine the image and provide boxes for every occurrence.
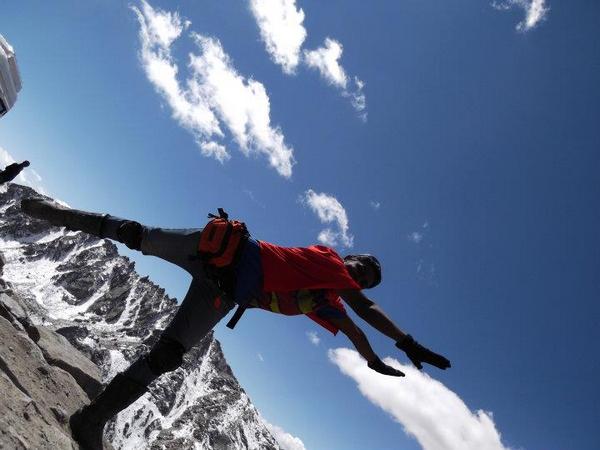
[102,216,235,386]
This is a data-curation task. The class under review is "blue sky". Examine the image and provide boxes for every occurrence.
[1,1,599,449]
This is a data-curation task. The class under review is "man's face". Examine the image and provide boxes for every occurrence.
[345,258,377,289]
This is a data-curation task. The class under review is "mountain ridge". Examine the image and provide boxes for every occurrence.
[0,183,281,450]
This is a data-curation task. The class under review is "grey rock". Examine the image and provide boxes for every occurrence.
[27,324,103,399]
[0,315,87,450]
[50,405,69,424]
[0,291,28,327]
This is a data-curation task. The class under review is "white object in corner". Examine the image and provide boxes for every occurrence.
[0,34,22,118]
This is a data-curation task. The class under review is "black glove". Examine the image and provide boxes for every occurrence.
[367,357,405,377]
[3,163,20,177]
[396,334,451,370]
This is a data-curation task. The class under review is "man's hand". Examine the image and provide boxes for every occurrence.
[368,357,405,377]
[396,335,451,370]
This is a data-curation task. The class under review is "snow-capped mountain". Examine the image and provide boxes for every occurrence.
[0,183,280,450]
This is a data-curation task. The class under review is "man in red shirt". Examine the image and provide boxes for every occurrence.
[21,198,450,450]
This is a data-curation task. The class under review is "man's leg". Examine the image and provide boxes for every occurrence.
[138,226,205,275]
[70,277,235,450]
[20,198,145,249]
[21,199,237,448]
[20,198,205,275]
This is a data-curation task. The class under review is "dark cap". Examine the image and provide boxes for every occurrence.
[344,254,382,288]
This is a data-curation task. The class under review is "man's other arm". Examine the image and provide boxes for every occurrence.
[338,289,407,342]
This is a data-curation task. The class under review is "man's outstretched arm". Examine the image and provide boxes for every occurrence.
[338,289,407,342]
[328,315,404,377]
[338,289,451,371]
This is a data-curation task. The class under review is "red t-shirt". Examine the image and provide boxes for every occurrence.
[259,241,361,291]
[258,241,360,334]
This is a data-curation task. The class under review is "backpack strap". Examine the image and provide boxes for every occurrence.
[208,207,228,220]
[226,304,248,329]
[197,208,252,330]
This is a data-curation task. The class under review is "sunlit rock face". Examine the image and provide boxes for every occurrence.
[0,183,279,450]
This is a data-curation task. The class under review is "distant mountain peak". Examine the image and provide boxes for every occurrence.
[0,183,280,450]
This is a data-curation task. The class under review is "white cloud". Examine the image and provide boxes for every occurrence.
[133,1,222,144]
[303,38,348,89]
[200,141,229,163]
[408,222,437,284]
[243,188,267,209]
[408,231,423,244]
[416,259,437,286]
[317,228,338,247]
[133,0,295,177]
[344,76,367,121]
[492,0,549,31]
[0,147,47,195]
[263,419,307,450]
[369,200,381,211]
[370,200,381,210]
[409,221,430,244]
[518,0,549,30]
[258,353,264,362]
[189,33,295,176]
[249,0,307,74]
[306,331,320,345]
[248,1,367,118]
[302,189,353,248]
[304,39,367,119]
[329,348,512,450]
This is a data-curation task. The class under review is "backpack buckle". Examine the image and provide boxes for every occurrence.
[208,207,229,221]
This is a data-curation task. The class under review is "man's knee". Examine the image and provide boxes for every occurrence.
[146,336,186,376]
[116,220,144,250]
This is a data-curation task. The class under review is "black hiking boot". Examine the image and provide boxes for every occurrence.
[21,198,107,236]
[69,374,147,450]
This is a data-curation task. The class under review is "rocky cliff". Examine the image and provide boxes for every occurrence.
[0,183,280,450]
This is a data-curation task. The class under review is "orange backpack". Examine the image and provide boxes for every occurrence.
[198,208,249,268]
